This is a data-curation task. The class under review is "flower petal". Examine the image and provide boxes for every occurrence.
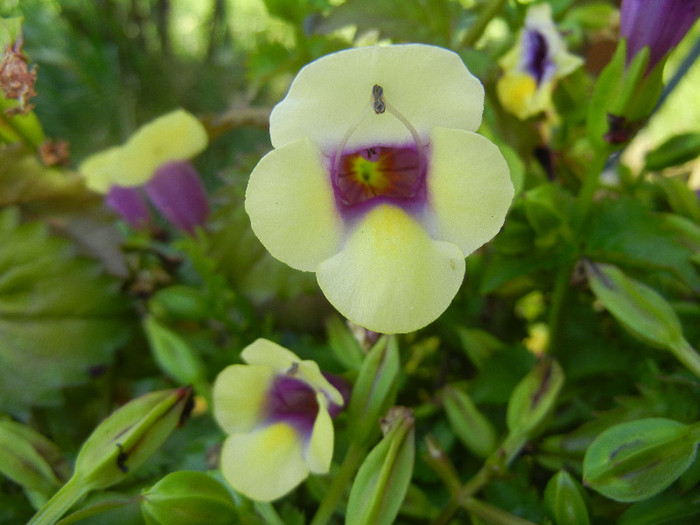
[245,138,344,271]
[116,109,208,187]
[80,146,121,193]
[241,340,344,406]
[144,161,209,234]
[304,401,334,474]
[317,204,466,334]
[241,339,302,370]
[270,44,484,154]
[106,186,151,228]
[428,127,514,255]
[220,423,308,502]
[213,363,275,434]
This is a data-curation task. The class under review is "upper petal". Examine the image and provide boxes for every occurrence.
[270,44,484,154]
[245,138,344,271]
[427,127,514,256]
[212,363,275,434]
[116,109,208,187]
[80,146,121,193]
[316,204,466,334]
[219,422,308,502]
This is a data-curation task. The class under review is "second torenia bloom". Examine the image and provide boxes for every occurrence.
[621,0,700,72]
[497,4,583,119]
[213,339,344,502]
[246,44,514,334]
[79,109,209,234]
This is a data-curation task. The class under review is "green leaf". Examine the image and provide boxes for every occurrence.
[617,485,700,525]
[645,133,700,172]
[583,418,698,502]
[0,207,132,413]
[544,470,590,525]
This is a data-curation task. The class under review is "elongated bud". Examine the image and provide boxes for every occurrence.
[75,387,193,490]
[148,285,209,322]
[346,407,415,525]
[347,336,400,444]
[0,420,69,507]
[583,418,699,502]
[506,358,564,437]
[140,471,238,525]
[544,470,590,525]
[143,317,207,386]
[443,385,497,458]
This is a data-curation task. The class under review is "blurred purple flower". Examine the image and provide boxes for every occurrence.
[621,0,700,71]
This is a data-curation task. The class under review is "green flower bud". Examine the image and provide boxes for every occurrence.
[0,420,69,507]
[443,385,497,458]
[346,407,415,525]
[143,317,207,386]
[347,336,400,445]
[544,470,590,525]
[148,285,209,322]
[506,358,564,437]
[140,471,238,525]
[583,418,699,502]
[75,387,193,490]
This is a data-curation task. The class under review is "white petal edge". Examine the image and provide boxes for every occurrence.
[245,138,344,271]
[212,363,275,435]
[220,423,308,502]
[427,127,514,255]
[270,44,484,154]
[317,204,466,334]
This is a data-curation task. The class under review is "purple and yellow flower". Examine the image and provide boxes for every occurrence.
[245,44,514,334]
[213,339,344,502]
[621,0,700,72]
[79,109,209,234]
[497,3,583,120]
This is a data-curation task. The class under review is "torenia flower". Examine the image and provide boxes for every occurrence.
[245,44,514,334]
[497,3,583,119]
[621,0,700,72]
[80,109,209,234]
[213,339,345,502]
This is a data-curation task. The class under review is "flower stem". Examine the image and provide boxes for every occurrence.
[547,148,610,354]
[27,477,89,525]
[310,443,367,525]
[460,0,508,48]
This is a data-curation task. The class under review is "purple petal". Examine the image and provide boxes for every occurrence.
[144,161,210,234]
[621,0,700,70]
[322,371,351,419]
[265,375,319,437]
[106,186,151,228]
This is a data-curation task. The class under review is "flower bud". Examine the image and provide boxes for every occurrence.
[506,358,564,437]
[74,387,193,490]
[148,285,209,322]
[143,317,207,387]
[346,407,415,525]
[140,471,238,525]
[346,336,400,445]
[544,470,590,525]
[443,385,497,458]
[583,418,698,502]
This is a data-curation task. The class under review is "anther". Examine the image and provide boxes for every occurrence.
[372,84,386,114]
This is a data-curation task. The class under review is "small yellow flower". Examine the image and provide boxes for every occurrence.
[212,339,344,502]
[245,44,514,334]
[497,4,583,119]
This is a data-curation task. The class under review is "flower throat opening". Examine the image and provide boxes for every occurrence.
[332,84,427,213]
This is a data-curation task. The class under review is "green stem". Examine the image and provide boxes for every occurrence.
[460,0,508,48]
[254,502,286,525]
[463,497,538,525]
[310,443,367,525]
[28,477,89,525]
[547,149,610,353]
